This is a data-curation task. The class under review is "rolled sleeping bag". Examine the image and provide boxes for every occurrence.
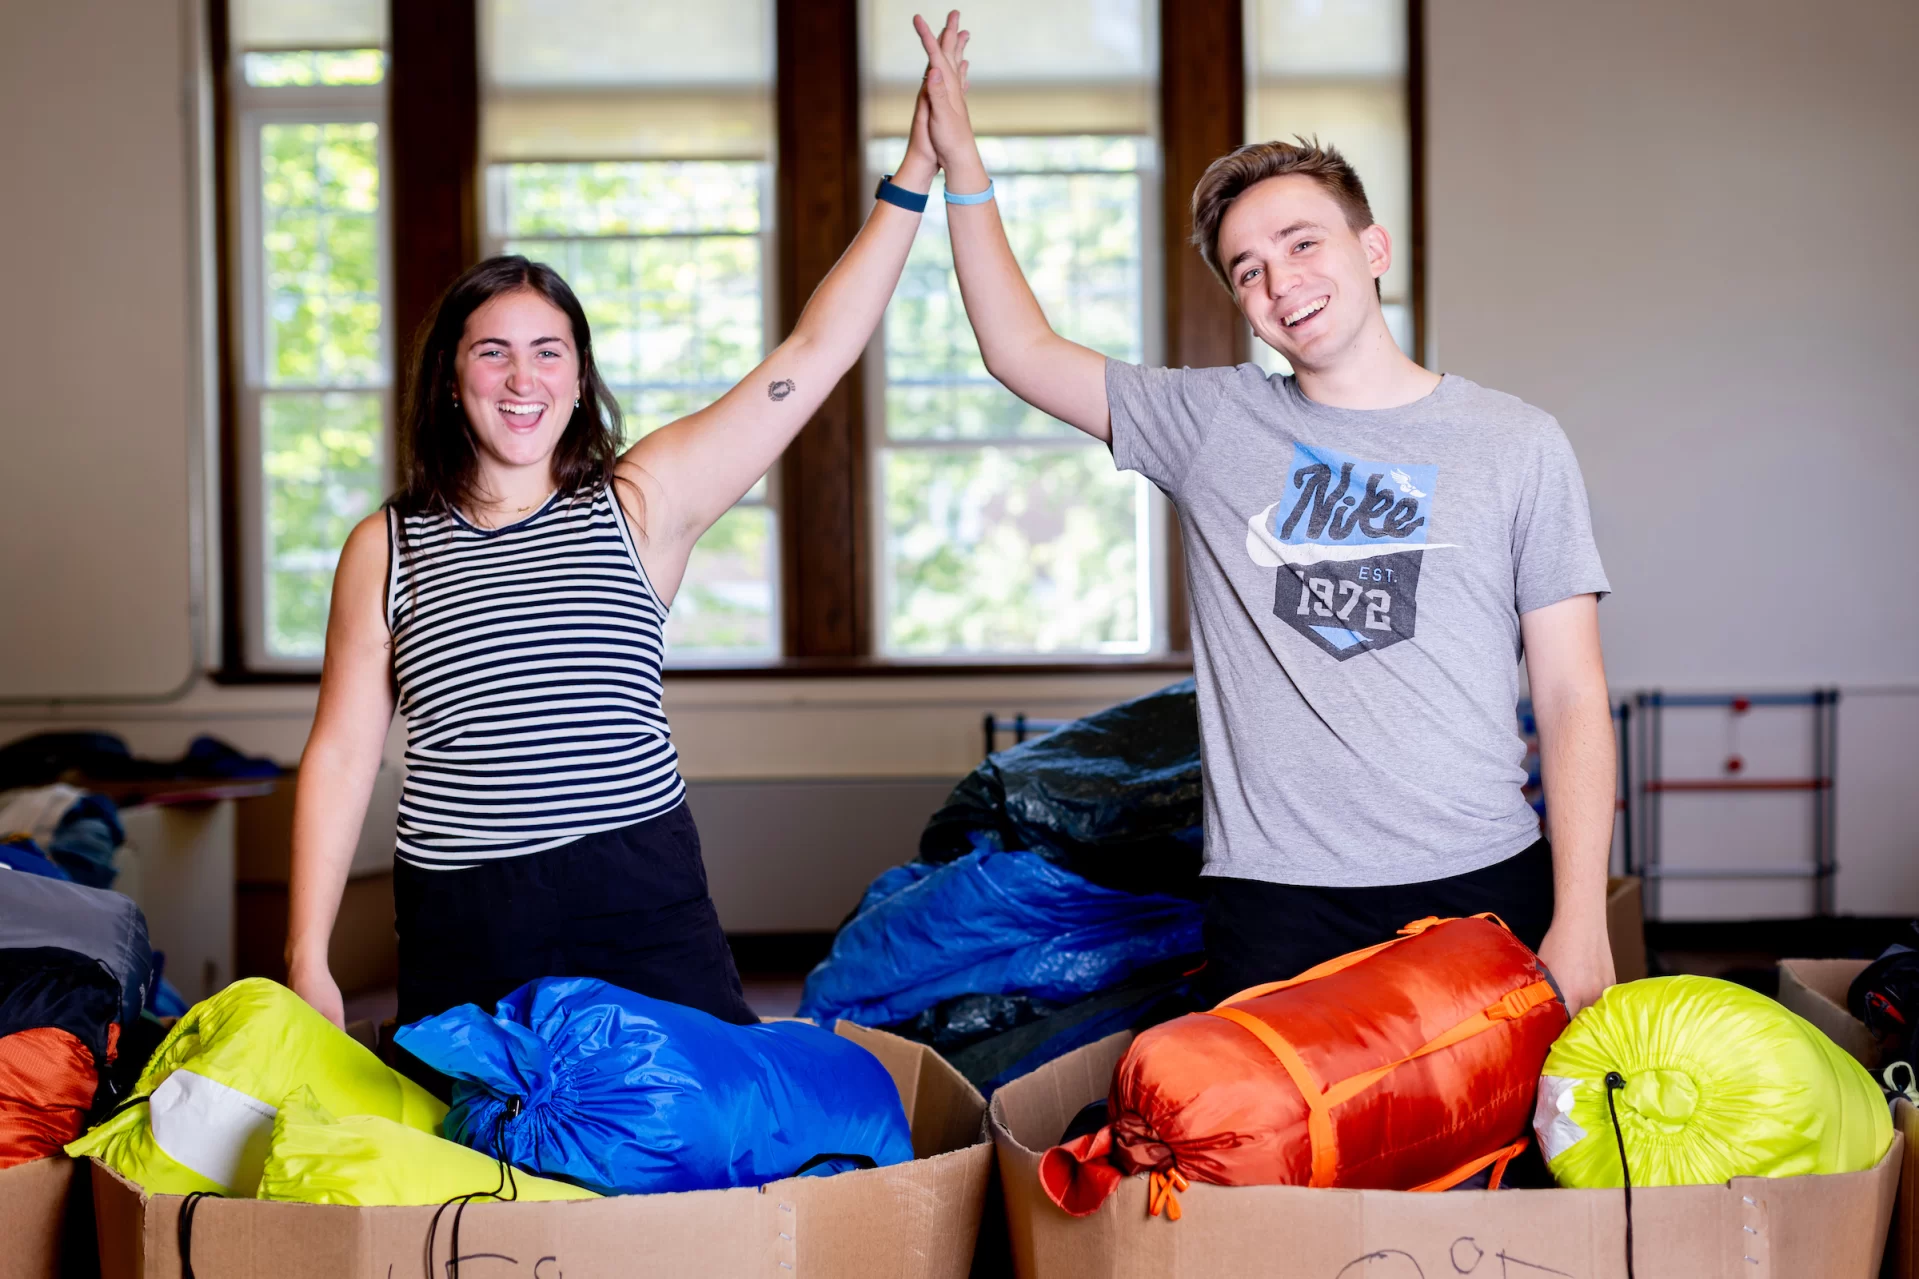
[258,1088,598,1206]
[396,977,916,1196]
[67,978,445,1196]
[1535,975,1893,1187]
[1042,915,1568,1216]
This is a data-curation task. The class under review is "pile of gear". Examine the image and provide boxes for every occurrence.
[68,976,913,1207]
[1038,918,1893,1222]
[0,872,162,1169]
[799,680,1208,1092]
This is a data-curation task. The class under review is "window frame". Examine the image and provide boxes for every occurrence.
[225,42,395,673]
[862,136,1172,661]
[211,0,1421,678]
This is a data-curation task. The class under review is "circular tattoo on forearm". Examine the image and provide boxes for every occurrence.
[768,378,796,401]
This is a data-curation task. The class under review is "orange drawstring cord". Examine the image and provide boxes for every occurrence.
[1147,1168,1190,1221]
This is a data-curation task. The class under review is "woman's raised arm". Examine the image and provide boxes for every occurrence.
[613,16,969,598]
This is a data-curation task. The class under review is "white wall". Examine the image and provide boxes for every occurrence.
[1426,0,1919,915]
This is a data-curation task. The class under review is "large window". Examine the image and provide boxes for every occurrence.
[863,0,1165,657]
[480,0,779,662]
[230,0,392,665]
[1245,0,1413,371]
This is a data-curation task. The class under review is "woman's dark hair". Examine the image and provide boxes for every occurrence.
[393,255,624,521]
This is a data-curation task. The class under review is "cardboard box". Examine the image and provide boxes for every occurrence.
[991,1032,1904,1279]
[1777,957,1882,1070]
[0,1156,87,1279]
[88,1022,991,1279]
[1607,875,1649,983]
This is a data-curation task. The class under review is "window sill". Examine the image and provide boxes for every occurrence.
[214,655,1197,685]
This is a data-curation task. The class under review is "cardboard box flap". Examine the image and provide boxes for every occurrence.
[1777,958,1881,1070]
[836,1020,985,1161]
[0,1156,81,1279]
[992,1032,1131,1155]
[1895,1099,1918,1279]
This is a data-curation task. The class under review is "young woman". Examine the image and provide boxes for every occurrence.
[287,18,972,1037]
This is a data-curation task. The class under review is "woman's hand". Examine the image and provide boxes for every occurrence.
[289,954,346,1030]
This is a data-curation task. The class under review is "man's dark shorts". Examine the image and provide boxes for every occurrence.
[1198,836,1555,1006]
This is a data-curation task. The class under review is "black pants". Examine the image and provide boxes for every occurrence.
[1198,836,1556,1006]
[393,800,756,1036]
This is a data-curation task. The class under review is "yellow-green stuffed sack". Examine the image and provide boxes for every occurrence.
[1536,975,1892,1187]
[259,1090,598,1206]
[68,979,445,1197]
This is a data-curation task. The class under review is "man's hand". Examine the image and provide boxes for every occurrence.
[1537,919,1615,1018]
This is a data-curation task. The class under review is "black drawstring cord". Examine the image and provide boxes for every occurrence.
[178,1190,221,1279]
[792,1152,879,1177]
[1604,1071,1635,1279]
[425,1098,522,1279]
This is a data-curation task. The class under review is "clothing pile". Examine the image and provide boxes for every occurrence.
[0,785,127,888]
[0,872,156,1169]
[799,681,1208,1094]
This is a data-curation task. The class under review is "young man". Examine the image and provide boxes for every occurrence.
[912,15,1618,1012]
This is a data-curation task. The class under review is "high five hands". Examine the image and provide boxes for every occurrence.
[913,11,987,188]
[905,12,972,176]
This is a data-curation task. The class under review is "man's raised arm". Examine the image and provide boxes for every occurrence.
[914,12,1112,443]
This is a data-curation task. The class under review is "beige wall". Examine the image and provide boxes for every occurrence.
[1426,0,1919,916]
[0,0,204,701]
[1426,0,1919,689]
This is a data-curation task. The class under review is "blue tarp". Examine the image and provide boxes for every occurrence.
[797,848,1204,1028]
[395,977,915,1197]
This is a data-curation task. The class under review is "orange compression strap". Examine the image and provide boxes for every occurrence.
[1205,1005,1340,1187]
[1409,1136,1530,1193]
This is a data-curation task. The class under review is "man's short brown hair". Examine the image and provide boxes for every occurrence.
[1191,137,1376,293]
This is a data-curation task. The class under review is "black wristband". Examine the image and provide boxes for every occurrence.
[874,174,929,214]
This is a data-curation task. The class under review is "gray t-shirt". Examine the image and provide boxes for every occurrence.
[1108,361,1610,888]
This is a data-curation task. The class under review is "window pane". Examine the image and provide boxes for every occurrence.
[233,0,385,52]
[495,160,773,659]
[882,447,1150,656]
[244,49,384,85]
[667,504,777,660]
[1249,0,1405,77]
[261,390,384,657]
[261,121,383,386]
[877,139,1143,444]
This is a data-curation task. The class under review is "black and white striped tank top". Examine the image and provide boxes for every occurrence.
[386,480,685,868]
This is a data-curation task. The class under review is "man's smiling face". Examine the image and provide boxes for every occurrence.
[1217,173,1392,372]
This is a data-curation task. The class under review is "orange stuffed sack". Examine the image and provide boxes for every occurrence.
[1040,915,1567,1217]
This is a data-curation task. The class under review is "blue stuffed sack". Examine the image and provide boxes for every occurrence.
[394,977,915,1196]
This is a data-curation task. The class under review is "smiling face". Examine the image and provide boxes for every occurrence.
[1217,174,1392,373]
[453,288,582,477]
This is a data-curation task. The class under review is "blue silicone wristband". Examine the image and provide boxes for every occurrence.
[875,175,929,214]
[944,179,995,206]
